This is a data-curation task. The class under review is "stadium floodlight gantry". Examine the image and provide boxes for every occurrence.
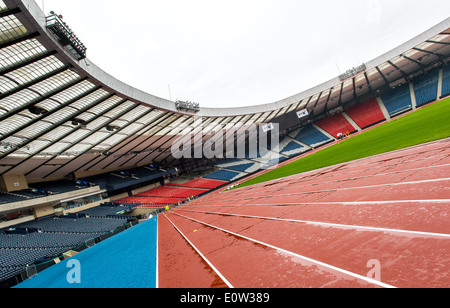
[0,0,449,186]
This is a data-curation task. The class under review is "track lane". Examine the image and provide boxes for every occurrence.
[183,200,450,234]
[165,211,395,288]
[165,138,450,288]
[174,209,450,288]
[158,213,230,288]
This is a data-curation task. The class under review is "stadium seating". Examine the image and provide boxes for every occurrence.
[277,134,310,157]
[167,178,227,190]
[30,180,91,195]
[0,208,132,284]
[280,141,306,156]
[345,98,386,129]
[412,69,439,107]
[315,113,357,138]
[82,165,176,192]
[380,83,412,116]
[136,186,208,199]
[290,124,332,148]
[15,216,127,234]
[0,180,95,205]
[223,162,256,173]
[441,65,450,98]
[79,204,137,217]
[115,197,185,207]
[203,170,244,182]
[0,192,30,204]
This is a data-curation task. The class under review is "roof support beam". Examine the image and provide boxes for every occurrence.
[0,50,57,75]
[0,32,40,50]
[72,112,174,174]
[4,98,129,176]
[0,81,97,143]
[376,67,390,86]
[412,47,447,65]
[401,54,427,71]
[364,72,375,95]
[131,116,199,167]
[0,65,71,100]
[426,40,450,45]
[0,7,21,18]
[388,60,409,81]
[352,77,359,104]
[0,90,113,161]
[41,104,156,179]
[114,116,195,169]
[322,88,333,115]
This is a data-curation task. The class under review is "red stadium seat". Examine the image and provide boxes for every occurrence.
[345,98,386,129]
[167,178,227,190]
[315,113,357,138]
[136,186,208,199]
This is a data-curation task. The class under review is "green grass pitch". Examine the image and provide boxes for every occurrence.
[237,97,450,189]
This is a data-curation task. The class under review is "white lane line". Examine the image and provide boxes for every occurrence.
[155,216,159,289]
[188,199,450,208]
[179,209,450,239]
[221,178,450,203]
[239,163,450,195]
[171,212,397,289]
[163,214,234,289]
[229,140,450,192]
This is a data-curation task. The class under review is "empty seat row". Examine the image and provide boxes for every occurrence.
[136,186,208,198]
[413,69,439,107]
[0,209,132,283]
[315,113,357,138]
[440,65,450,97]
[14,217,125,234]
[166,178,227,190]
[290,124,332,148]
[203,170,245,182]
[380,83,412,116]
[345,98,386,129]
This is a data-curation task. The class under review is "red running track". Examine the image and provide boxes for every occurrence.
[158,138,450,288]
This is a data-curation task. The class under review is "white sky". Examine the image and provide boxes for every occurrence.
[37,0,450,108]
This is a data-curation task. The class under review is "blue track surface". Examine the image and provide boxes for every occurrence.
[15,217,158,288]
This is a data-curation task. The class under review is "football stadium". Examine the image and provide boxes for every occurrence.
[0,0,449,290]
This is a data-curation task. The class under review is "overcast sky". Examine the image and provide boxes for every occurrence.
[37,0,450,108]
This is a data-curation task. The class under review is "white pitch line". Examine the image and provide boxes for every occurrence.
[171,212,397,289]
[229,139,450,192]
[179,209,450,239]
[191,199,450,208]
[155,216,159,289]
[240,163,450,195]
[222,178,450,203]
[162,214,234,289]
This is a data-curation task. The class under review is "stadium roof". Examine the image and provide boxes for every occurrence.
[0,0,449,182]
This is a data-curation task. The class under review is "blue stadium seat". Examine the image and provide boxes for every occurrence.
[224,163,255,173]
[291,125,331,148]
[0,213,131,283]
[203,170,242,182]
[380,83,412,116]
[281,141,306,156]
[413,69,439,106]
[442,66,450,98]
